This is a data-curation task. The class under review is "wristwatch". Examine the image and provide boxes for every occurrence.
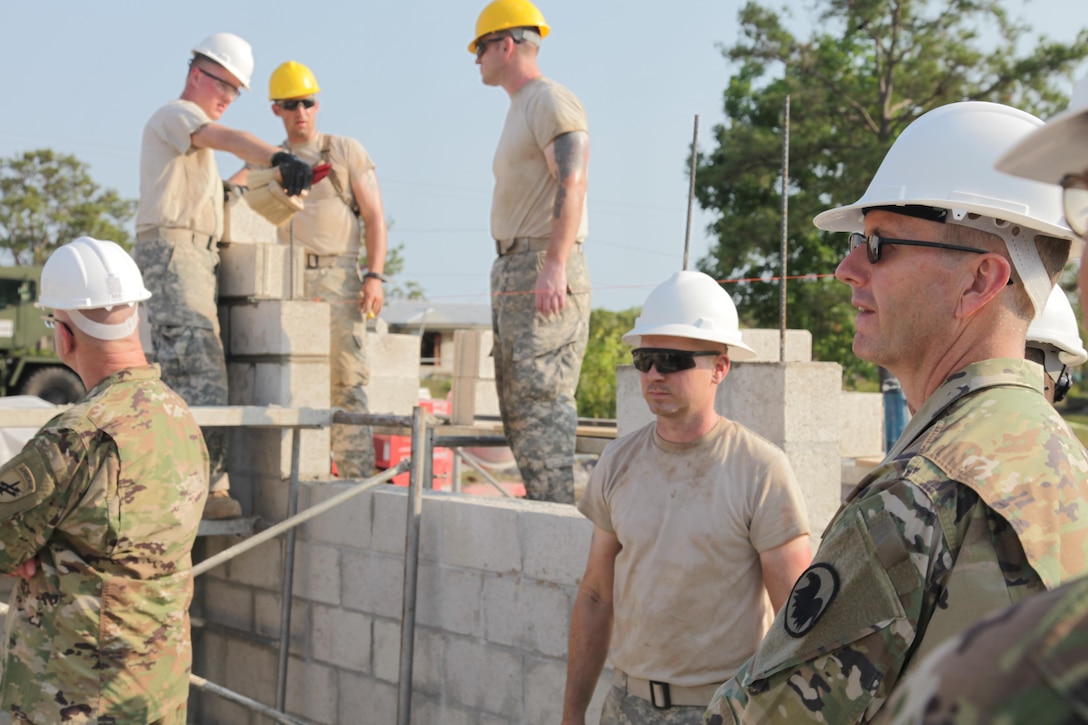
[361,270,386,283]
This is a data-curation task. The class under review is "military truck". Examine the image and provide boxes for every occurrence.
[0,266,84,404]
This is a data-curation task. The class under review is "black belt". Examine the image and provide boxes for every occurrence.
[305,253,357,269]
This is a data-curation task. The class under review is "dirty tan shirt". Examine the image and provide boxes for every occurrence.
[490,77,588,243]
[137,99,222,238]
[578,418,810,688]
[273,132,374,257]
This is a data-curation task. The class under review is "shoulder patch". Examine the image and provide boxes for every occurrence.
[784,563,840,638]
[0,463,34,503]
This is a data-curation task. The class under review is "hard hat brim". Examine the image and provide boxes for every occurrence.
[996,109,1088,186]
[621,326,759,361]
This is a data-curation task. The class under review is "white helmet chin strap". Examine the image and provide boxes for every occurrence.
[947,211,1053,318]
[66,305,140,341]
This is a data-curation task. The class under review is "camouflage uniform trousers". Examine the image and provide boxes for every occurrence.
[133,235,230,492]
[305,260,375,478]
[601,687,707,725]
[490,245,590,503]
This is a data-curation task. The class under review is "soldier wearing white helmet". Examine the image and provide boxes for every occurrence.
[705,102,1088,724]
[0,237,207,723]
[134,33,313,519]
[1026,285,1086,404]
[564,271,811,724]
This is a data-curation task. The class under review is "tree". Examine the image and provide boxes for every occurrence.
[576,307,640,418]
[0,149,135,266]
[695,0,1088,384]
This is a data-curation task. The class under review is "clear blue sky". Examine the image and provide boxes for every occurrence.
[0,1,1081,310]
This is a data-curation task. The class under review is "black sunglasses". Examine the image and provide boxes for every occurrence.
[631,348,721,374]
[847,232,989,264]
[42,313,73,335]
[475,34,511,59]
[278,98,317,111]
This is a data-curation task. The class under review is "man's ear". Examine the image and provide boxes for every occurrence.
[957,254,1011,318]
[713,355,731,384]
[272,103,283,119]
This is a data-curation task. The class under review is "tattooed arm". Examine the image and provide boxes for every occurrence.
[539,130,589,315]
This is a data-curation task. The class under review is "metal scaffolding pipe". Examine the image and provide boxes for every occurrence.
[190,673,319,725]
[396,407,426,725]
[191,462,408,578]
[277,428,303,711]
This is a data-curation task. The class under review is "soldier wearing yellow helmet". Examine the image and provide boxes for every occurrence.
[471,0,592,504]
[232,60,388,479]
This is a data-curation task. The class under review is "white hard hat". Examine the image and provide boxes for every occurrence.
[192,32,254,90]
[815,101,1077,318]
[622,271,757,360]
[1027,285,1088,368]
[997,74,1088,186]
[38,237,151,311]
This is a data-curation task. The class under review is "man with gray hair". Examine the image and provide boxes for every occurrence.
[471,0,591,503]
[704,101,1088,724]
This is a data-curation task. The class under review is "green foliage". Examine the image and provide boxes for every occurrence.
[576,307,640,419]
[362,219,425,300]
[696,0,1088,385]
[0,149,135,266]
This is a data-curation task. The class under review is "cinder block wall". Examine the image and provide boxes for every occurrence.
[192,487,612,724]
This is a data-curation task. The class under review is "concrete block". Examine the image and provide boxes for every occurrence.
[312,603,372,672]
[218,241,304,300]
[224,637,278,704]
[415,561,484,636]
[364,332,423,415]
[370,488,408,555]
[224,537,283,592]
[372,616,401,683]
[444,637,523,717]
[783,441,843,540]
[411,697,481,725]
[223,192,278,244]
[615,364,649,437]
[339,671,397,725]
[229,300,330,356]
[284,657,337,725]
[292,542,341,606]
[521,505,593,585]
[254,591,310,657]
[409,627,446,693]
[231,358,331,407]
[526,656,601,724]
[783,363,844,443]
[437,497,522,574]
[841,391,884,458]
[740,328,813,362]
[342,551,404,618]
[483,574,571,658]
[199,579,254,634]
[306,482,373,550]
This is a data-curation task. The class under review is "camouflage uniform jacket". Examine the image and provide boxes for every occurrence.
[879,574,1088,724]
[704,358,1088,725]
[0,366,209,724]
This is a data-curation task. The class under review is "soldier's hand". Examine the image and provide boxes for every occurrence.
[270,152,314,196]
[11,557,38,579]
[535,260,568,316]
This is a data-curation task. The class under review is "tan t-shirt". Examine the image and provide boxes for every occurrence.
[490,77,589,243]
[136,99,222,238]
[578,417,810,687]
[271,132,374,257]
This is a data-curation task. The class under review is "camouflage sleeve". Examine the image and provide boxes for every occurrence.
[0,429,93,571]
[704,479,951,724]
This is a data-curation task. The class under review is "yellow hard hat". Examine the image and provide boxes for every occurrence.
[469,0,550,54]
[269,60,321,101]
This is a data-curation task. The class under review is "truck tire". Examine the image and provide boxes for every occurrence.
[19,366,85,405]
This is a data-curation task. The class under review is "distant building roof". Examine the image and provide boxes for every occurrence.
[382,300,491,331]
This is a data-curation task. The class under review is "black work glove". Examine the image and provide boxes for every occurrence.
[270,152,313,196]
